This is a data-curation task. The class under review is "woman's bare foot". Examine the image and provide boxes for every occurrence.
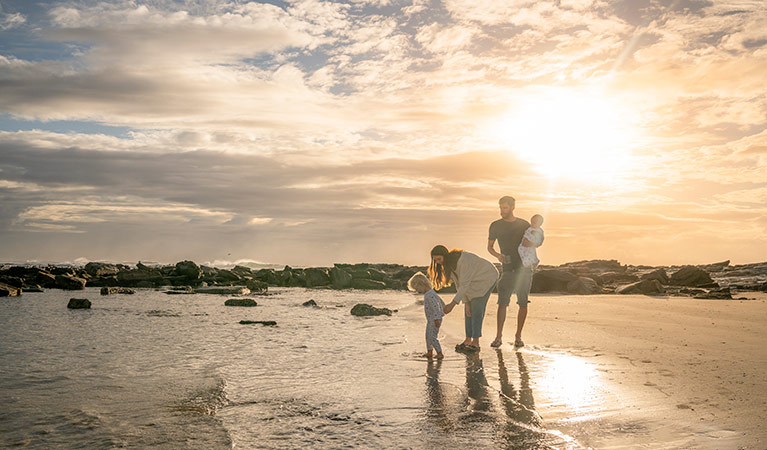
[436,352,444,359]
[426,351,434,358]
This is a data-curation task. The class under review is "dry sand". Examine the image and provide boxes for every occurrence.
[438,292,767,449]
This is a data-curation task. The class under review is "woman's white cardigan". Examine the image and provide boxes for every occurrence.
[451,251,499,304]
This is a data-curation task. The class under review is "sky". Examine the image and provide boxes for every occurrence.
[0,0,765,267]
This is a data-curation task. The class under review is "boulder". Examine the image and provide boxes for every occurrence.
[117,267,164,287]
[641,268,669,285]
[559,259,624,273]
[100,287,136,295]
[304,268,330,287]
[84,262,121,277]
[694,287,733,300]
[32,271,57,288]
[302,299,318,307]
[55,274,87,290]
[531,269,578,292]
[330,267,353,289]
[239,320,276,325]
[224,298,258,307]
[245,279,268,293]
[231,265,254,277]
[598,272,640,285]
[214,269,241,284]
[669,266,714,287]
[174,260,202,280]
[255,268,281,285]
[351,303,392,316]
[566,277,600,295]
[615,279,664,295]
[351,279,387,290]
[196,286,250,295]
[699,260,730,272]
[0,282,21,296]
[67,298,91,309]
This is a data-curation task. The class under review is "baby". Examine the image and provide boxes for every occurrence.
[408,271,445,359]
[518,214,545,268]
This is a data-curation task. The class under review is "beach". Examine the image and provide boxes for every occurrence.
[435,291,767,449]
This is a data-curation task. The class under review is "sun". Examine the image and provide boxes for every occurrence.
[491,88,639,180]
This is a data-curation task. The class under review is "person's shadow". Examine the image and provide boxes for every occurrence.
[425,359,452,432]
[496,349,542,427]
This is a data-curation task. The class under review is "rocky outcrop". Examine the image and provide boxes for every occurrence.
[351,303,392,316]
[224,298,258,306]
[330,266,352,289]
[67,298,91,309]
[55,274,86,290]
[694,287,733,300]
[174,260,202,280]
[351,279,387,290]
[0,282,21,296]
[641,268,669,285]
[245,279,268,293]
[531,269,578,293]
[100,287,136,295]
[566,277,600,295]
[669,266,715,287]
[304,268,330,287]
[616,279,665,295]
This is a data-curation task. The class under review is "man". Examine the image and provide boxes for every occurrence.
[487,196,533,347]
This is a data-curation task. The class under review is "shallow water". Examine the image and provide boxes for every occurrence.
[0,288,734,449]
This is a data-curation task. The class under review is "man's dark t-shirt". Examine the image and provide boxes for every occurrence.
[488,218,531,270]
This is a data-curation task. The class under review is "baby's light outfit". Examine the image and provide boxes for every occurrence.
[518,226,544,268]
[424,289,445,353]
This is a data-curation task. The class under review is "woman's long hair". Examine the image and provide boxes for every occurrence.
[428,245,463,290]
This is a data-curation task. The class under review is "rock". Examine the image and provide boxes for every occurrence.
[699,260,730,272]
[566,277,600,295]
[231,265,254,277]
[330,266,353,289]
[22,285,43,292]
[0,282,21,296]
[196,286,250,295]
[615,279,665,295]
[100,287,136,295]
[55,274,87,290]
[641,268,669,285]
[598,272,640,285]
[245,279,268,293]
[214,269,242,284]
[351,303,392,316]
[31,271,57,288]
[255,268,281,285]
[302,299,318,307]
[350,279,387,290]
[531,269,578,292]
[84,262,121,277]
[304,268,330,287]
[559,259,624,273]
[174,260,202,280]
[224,298,258,306]
[0,276,23,288]
[669,266,714,287]
[117,266,164,287]
[694,287,733,300]
[239,320,276,325]
[67,298,91,309]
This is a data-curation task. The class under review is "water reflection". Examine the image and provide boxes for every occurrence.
[531,351,600,419]
[425,359,451,432]
[496,349,542,427]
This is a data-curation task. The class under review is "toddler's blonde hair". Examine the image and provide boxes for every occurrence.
[407,271,432,291]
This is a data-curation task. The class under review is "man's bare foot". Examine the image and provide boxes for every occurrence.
[514,337,524,347]
[490,338,503,348]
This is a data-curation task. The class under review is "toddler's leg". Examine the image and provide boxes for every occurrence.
[426,323,435,353]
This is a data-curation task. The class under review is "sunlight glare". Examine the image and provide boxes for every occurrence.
[491,88,638,180]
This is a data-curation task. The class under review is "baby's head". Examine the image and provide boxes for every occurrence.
[531,214,544,228]
[407,271,432,294]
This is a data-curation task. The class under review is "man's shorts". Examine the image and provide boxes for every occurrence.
[497,266,533,307]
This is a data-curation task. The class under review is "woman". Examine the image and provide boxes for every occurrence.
[429,245,498,352]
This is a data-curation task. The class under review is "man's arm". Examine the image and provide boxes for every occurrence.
[488,239,504,263]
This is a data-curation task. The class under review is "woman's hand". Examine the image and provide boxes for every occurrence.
[443,301,456,314]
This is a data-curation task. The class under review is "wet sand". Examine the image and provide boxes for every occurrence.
[436,292,767,449]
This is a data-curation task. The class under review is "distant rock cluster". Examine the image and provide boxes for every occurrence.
[1,259,765,299]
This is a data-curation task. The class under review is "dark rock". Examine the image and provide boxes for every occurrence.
[32,271,57,288]
[302,299,318,307]
[304,268,330,287]
[350,279,387,290]
[22,285,43,292]
[100,287,136,295]
[117,265,164,287]
[231,265,253,277]
[214,269,241,284]
[67,298,91,309]
[393,267,421,281]
[245,279,268,293]
[559,259,624,273]
[699,260,730,272]
[351,303,392,316]
[599,272,640,285]
[566,277,600,295]
[255,268,281,285]
[196,286,250,295]
[224,298,258,307]
[84,262,121,277]
[641,268,669,285]
[615,279,664,295]
[669,266,714,287]
[678,287,706,296]
[330,266,352,289]
[694,287,733,300]
[0,282,21,296]
[239,320,276,325]
[531,269,578,292]
[55,274,87,290]
[174,260,202,280]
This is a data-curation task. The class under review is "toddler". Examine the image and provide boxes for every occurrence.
[518,214,545,268]
[408,272,445,359]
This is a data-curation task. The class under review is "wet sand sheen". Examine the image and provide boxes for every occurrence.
[431,292,767,449]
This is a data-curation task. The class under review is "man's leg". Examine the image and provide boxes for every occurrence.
[514,268,533,346]
[493,270,513,346]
